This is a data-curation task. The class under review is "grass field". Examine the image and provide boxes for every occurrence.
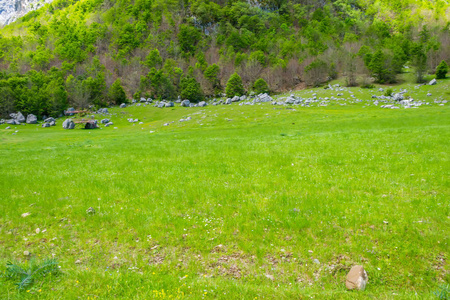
[0,79,449,299]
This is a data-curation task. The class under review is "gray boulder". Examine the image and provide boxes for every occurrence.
[105,122,113,127]
[62,119,75,129]
[66,107,75,116]
[49,121,56,126]
[120,103,127,108]
[198,101,207,107]
[44,117,56,123]
[26,114,37,124]
[225,99,232,105]
[165,102,174,107]
[181,100,190,107]
[101,119,110,124]
[0,119,4,124]
[427,93,432,96]
[15,112,26,123]
[42,123,51,128]
[429,79,437,85]
[98,108,109,114]
[5,126,11,129]
[231,96,240,102]
[392,93,404,101]
[6,119,20,125]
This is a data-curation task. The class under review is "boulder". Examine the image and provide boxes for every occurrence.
[225,99,232,105]
[0,119,4,124]
[429,79,437,85]
[101,119,110,124]
[42,123,51,128]
[427,93,432,96]
[6,119,20,125]
[98,108,109,114]
[62,119,75,129]
[120,103,127,108]
[5,126,11,129]
[49,121,56,126]
[66,107,75,116]
[231,96,240,102]
[105,122,113,127]
[240,95,246,101]
[392,93,404,101]
[26,114,38,124]
[346,265,368,291]
[181,100,190,107]
[165,102,174,107]
[198,101,207,107]
[15,112,26,123]
[44,117,56,123]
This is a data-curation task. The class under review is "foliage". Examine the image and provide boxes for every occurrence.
[225,72,245,97]
[385,88,393,97]
[253,78,270,94]
[180,75,204,102]
[204,64,221,94]
[436,60,448,79]
[108,78,127,105]
[3,258,60,290]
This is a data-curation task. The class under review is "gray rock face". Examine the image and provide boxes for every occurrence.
[62,119,75,129]
[26,114,37,124]
[13,112,26,123]
[0,0,54,26]
[429,79,437,85]
[181,100,190,107]
[98,108,109,114]
[120,103,127,108]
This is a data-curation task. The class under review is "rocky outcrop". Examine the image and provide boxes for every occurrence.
[0,0,54,26]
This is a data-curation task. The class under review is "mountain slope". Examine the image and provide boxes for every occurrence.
[0,0,449,118]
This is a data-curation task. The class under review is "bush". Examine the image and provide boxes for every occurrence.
[180,75,204,102]
[108,79,127,105]
[436,60,448,79]
[385,88,393,97]
[253,78,269,94]
[225,73,245,97]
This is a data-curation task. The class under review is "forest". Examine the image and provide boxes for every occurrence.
[0,0,449,118]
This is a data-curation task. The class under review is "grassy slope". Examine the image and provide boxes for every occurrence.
[0,79,449,299]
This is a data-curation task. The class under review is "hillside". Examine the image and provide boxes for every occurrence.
[0,0,449,119]
[0,0,54,26]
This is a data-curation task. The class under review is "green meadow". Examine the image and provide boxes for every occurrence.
[0,80,449,299]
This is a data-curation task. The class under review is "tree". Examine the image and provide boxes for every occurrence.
[225,73,245,97]
[253,78,269,94]
[368,50,387,83]
[108,78,127,105]
[436,60,448,79]
[411,43,427,83]
[305,59,328,86]
[204,64,221,94]
[144,49,162,69]
[180,75,204,102]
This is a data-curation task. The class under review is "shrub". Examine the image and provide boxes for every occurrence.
[204,64,221,93]
[4,258,60,290]
[108,79,127,105]
[436,60,448,79]
[225,73,245,97]
[180,75,204,102]
[385,88,393,97]
[253,78,269,94]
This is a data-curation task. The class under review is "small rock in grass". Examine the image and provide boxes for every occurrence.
[21,212,31,218]
[75,259,82,264]
[265,274,274,281]
[313,259,320,265]
[35,228,40,234]
[23,251,30,256]
[86,207,96,215]
[346,265,368,291]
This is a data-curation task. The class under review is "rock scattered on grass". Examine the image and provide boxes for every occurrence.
[346,265,368,291]
[21,212,31,218]
[86,207,96,215]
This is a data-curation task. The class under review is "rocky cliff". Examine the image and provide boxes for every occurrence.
[0,0,53,26]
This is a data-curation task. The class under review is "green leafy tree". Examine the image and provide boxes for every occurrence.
[144,49,163,69]
[204,64,221,93]
[411,43,427,83]
[108,78,127,105]
[225,72,245,97]
[436,60,448,79]
[253,78,269,94]
[180,75,204,102]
